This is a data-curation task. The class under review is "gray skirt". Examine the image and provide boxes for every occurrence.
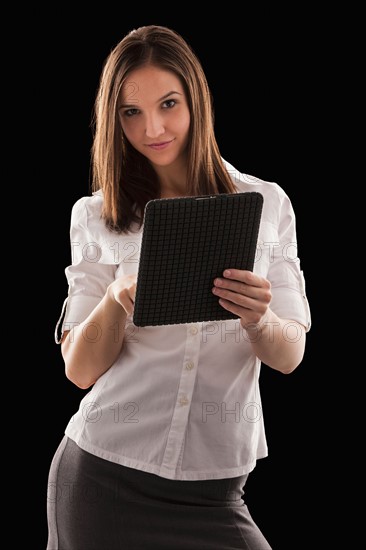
[47,436,271,550]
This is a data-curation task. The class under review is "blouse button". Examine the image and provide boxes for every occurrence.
[189,326,198,335]
[185,361,194,370]
[179,396,189,406]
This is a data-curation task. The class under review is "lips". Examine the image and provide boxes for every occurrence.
[146,139,174,150]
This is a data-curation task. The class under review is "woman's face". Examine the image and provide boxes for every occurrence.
[118,65,191,170]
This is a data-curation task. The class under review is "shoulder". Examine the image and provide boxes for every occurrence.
[223,158,287,201]
[222,158,294,224]
[70,190,104,229]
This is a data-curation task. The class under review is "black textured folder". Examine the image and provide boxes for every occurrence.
[133,192,263,327]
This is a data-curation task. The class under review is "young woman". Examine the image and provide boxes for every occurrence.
[47,25,311,549]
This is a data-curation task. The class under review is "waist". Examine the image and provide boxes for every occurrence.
[65,436,248,507]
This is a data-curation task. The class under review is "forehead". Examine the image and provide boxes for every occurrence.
[120,65,184,103]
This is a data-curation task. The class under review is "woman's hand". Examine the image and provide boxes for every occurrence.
[212,269,272,329]
[108,274,137,316]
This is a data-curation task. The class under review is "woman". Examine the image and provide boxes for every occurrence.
[47,25,311,549]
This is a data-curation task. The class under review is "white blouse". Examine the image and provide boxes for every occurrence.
[55,159,311,481]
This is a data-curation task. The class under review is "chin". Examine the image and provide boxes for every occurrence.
[149,155,180,168]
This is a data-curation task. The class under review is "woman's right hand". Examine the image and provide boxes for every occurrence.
[107,274,137,316]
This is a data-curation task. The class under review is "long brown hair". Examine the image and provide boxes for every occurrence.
[91,25,237,233]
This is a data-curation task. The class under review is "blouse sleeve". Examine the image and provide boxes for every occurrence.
[54,196,118,343]
[267,191,311,332]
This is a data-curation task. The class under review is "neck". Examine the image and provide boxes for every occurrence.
[159,181,187,198]
[153,157,188,198]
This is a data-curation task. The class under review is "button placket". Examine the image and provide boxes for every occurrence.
[160,323,202,473]
[176,324,201,408]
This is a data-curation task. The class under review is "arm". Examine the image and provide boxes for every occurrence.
[62,275,137,390]
[212,269,306,374]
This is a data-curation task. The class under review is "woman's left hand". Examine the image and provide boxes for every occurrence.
[212,269,272,329]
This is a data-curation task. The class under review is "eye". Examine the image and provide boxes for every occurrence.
[162,99,176,109]
[123,108,140,117]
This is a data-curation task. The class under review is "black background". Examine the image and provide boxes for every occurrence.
[31,11,335,549]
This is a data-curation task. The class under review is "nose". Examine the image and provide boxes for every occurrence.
[145,113,165,139]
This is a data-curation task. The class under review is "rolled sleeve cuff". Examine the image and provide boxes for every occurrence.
[270,286,311,332]
[54,295,102,344]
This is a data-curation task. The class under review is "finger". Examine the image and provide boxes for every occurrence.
[212,287,266,312]
[117,290,135,315]
[130,284,137,302]
[124,297,135,316]
[217,298,249,318]
[222,269,269,288]
[213,278,264,299]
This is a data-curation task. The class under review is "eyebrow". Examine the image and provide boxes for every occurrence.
[119,90,182,109]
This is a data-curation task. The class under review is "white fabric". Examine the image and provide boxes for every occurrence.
[56,159,311,480]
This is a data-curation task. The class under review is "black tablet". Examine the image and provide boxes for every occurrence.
[133,192,263,327]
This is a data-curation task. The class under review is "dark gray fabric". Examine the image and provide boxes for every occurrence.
[47,436,272,550]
